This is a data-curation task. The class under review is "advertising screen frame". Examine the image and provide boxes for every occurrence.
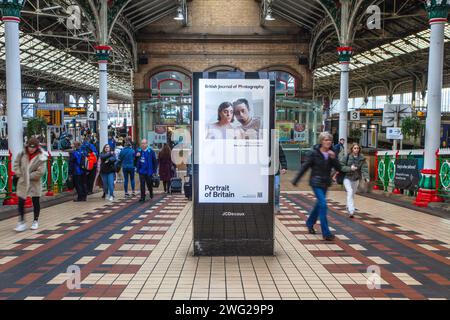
[192,71,276,256]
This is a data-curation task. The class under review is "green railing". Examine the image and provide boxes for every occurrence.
[373,149,424,195]
[437,148,450,199]
[0,150,71,204]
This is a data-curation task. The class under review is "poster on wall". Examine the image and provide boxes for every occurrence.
[198,78,271,204]
[293,123,308,142]
[276,121,294,142]
[147,131,155,145]
[154,125,167,144]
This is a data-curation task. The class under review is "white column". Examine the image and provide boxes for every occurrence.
[339,62,349,152]
[98,61,108,149]
[423,20,445,170]
[3,17,23,161]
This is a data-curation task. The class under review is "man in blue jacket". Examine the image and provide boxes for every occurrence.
[136,139,157,201]
[119,139,136,198]
[69,141,87,202]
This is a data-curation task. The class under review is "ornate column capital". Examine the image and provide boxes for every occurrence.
[337,46,353,63]
[0,0,26,21]
[424,0,450,23]
[95,45,112,63]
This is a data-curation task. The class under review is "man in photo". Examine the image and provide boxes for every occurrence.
[232,98,261,139]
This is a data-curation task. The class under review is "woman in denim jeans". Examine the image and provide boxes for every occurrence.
[291,132,342,241]
[119,139,136,197]
[100,144,116,202]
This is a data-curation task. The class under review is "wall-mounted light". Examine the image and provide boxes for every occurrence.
[265,8,275,21]
[174,7,184,20]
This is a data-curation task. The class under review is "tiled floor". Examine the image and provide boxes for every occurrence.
[0,190,448,300]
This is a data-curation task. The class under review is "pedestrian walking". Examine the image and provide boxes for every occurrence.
[70,141,87,202]
[158,144,174,193]
[13,138,48,232]
[339,143,370,218]
[119,139,136,197]
[100,144,117,202]
[136,139,157,202]
[291,132,342,241]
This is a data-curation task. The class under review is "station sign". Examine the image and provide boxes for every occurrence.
[87,111,97,120]
[36,103,64,127]
[356,109,383,117]
[64,106,87,117]
[350,111,360,121]
[386,127,403,140]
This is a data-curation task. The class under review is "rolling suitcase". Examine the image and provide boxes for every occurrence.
[169,177,183,194]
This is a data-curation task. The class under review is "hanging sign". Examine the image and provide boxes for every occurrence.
[386,127,403,140]
[36,104,64,127]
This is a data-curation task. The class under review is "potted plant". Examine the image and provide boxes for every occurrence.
[349,128,362,143]
[26,116,47,139]
[401,116,423,142]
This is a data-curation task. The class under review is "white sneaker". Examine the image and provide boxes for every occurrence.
[108,196,114,202]
[30,220,39,230]
[14,222,27,232]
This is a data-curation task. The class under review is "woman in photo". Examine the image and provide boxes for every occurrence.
[339,143,369,218]
[206,102,243,139]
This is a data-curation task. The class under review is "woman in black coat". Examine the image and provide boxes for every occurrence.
[292,132,342,241]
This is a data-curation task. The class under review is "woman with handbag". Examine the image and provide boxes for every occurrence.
[100,144,117,202]
[158,144,173,193]
[339,143,369,218]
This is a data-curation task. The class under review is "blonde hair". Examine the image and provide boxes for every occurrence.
[318,132,333,144]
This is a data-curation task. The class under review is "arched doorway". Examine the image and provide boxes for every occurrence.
[139,70,193,150]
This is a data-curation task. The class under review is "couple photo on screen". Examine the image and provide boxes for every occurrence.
[206,98,262,140]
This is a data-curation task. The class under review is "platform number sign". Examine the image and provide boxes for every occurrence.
[350,111,360,121]
[88,111,97,120]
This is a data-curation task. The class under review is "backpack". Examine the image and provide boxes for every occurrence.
[86,151,97,171]
[336,154,350,185]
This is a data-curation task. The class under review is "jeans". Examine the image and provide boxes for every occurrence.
[101,172,115,197]
[274,174,281,211]
[123,168,135,193]
[18,197,40,222]
[343,178,359,214]
[306,187,332,237]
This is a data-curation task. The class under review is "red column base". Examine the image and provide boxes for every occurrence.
[431,195,444,203]
[3,193,18,206]
[24,197,33,208]
[373,185,381,190]
[393,188,401,194]
[414,189,439,207]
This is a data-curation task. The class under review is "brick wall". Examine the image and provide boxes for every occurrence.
[134,0,312,93]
